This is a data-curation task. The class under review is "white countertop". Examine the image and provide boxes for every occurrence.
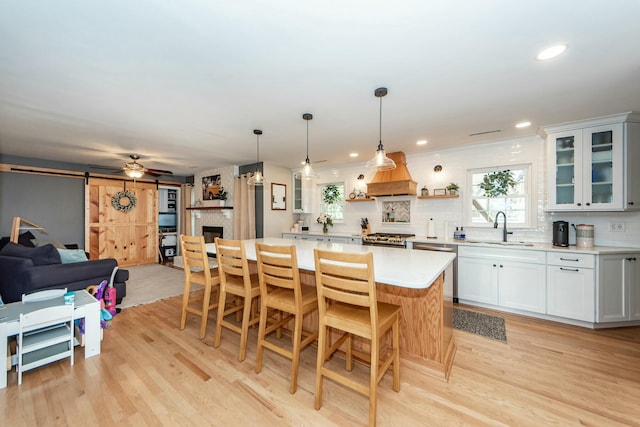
[206,238,455,290]
[410,237,640,254]
[282,231,364,238]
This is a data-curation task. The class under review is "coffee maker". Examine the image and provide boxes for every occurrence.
[553,221,569,247]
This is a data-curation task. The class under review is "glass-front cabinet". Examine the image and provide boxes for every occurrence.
[545,113,640,212]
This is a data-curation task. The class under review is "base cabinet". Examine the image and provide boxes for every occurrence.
[546,252,595,322]
[458,246,546,313]
[598,253,640,322]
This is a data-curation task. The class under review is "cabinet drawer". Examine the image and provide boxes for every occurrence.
[459,246,546,264]
[547,252,595,268]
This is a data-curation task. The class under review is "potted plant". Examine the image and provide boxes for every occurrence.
[446,182,460,195]
[218,187,228,206]
[479,170,516,197]
[317,213,333,234]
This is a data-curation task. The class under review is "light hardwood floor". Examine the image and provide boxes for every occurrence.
[2,296,639,426]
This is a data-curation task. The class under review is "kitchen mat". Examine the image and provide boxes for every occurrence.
[453,308,507,342]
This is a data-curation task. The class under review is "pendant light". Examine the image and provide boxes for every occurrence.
[248,129,264,186]
[295,113,318,180]
[365,87,396,171]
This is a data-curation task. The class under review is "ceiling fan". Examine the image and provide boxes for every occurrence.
[92,154,174,178]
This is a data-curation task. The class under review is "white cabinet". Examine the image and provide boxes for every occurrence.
[544,113,640,211]
[292,176,315,213]
[546,252,595,322]
[597,253,640,322]
[458,246,546,313]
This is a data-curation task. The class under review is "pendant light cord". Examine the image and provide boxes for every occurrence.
[379,95,383,148]
[306,119,310,160]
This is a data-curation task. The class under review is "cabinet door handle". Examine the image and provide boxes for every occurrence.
[629,202,635,206]
[626,257,637,261]
[559,258,579,262]
[560,267,579,272]
[585,202,591,206]
[499,264,503,268]
[577,202,582,206]
[492,264,497,267]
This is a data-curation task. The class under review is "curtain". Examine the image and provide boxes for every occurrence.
[233,174,256,239]
[180,184,192,238]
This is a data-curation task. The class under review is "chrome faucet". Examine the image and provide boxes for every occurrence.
[494,211,513,242]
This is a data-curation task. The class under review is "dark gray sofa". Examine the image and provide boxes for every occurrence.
[0,242,128,304]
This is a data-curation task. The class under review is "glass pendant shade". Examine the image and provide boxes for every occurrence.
[295,113,318,180]
[248,129,264,186]
[365,87,396,171]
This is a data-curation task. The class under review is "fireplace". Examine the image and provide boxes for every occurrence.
[202,226,223,244]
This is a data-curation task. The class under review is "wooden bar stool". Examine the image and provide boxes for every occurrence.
[313,249,401,427]
[255,243,318,394]
[213,238,261,362]
[179,235,220,340]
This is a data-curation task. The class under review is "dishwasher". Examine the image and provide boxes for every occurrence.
[412,242,458,303]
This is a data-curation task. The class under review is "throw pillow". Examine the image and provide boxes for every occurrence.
[33,238,67,249]
[0,242,62,265]
[18,231,36,247]
[57,248,89,264]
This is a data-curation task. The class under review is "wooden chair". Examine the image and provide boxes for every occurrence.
[213,238,260,362]
[17,303,75,385]
[313,249,401,427]
[255,243,318,394]
[179,235,220,340]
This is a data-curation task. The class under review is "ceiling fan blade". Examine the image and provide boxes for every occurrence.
[146,168,173,175]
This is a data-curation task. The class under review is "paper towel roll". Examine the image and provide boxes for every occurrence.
[427,218,437,238]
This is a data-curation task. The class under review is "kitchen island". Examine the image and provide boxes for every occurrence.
[207,237,457,381]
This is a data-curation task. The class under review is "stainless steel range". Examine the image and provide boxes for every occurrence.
[361,233,415,248]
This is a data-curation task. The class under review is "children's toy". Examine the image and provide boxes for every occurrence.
[86,280,113,328]
[104,266,118,315]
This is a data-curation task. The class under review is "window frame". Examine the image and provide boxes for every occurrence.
[318,181,345,222]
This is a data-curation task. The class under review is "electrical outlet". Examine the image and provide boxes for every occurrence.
[608,222,626,232]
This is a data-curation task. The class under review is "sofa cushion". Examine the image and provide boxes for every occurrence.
[57,248,89,264]
[0,242,61,265]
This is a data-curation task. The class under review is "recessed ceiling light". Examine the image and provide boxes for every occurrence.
[416,140,427,146]
[536,44,568,61]
[350,152,358,158]
[515,121,531,128]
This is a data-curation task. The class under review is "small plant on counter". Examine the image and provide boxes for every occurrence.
[446,182,460,195]
[317,213,333,234]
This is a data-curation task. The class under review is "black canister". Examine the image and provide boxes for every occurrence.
[553,221,569,247]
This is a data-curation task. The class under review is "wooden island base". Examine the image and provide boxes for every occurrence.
[297,264,456,382]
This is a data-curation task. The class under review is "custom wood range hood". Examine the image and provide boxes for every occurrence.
[366,151,417,196]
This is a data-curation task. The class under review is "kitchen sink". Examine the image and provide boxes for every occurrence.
[464,240,535,247]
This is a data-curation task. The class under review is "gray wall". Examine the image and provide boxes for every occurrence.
[0,172,85,245]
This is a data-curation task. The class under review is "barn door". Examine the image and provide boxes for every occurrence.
[87,178,157,266]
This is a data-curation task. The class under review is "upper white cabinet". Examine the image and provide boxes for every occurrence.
[292,176,315,213]
[544,112,640,211]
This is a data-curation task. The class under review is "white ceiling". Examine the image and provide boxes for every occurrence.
[1,1,639,176]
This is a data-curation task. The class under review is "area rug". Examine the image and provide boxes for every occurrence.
[118,264,185,309]
[453,308,507,342]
